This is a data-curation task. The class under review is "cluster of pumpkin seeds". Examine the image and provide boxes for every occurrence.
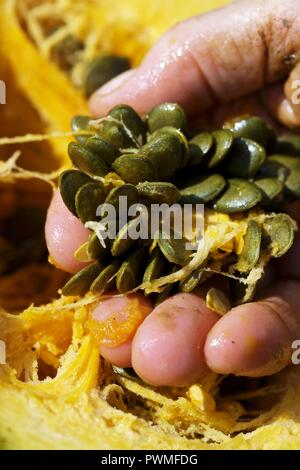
[59,103,300,304]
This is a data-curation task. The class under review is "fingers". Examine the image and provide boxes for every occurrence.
[89,0,300,117]
[45,189,90,273]
[204,281,300,377]
[92,293,153,368]
[131,293,219,387]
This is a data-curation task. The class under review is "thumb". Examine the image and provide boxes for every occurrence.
[89,0,300,117]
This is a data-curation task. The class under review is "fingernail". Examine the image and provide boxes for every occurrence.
[93,69,135,96]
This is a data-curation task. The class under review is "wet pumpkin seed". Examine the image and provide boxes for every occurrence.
[74,241,92,262]
[143,247,166,284]
[224,138,266,178]
[206,129,233,169]
[254,178,283,204]
[212,179,262,213]
[147,103,187,133]
[104,184,139,215]
[158,229,193,267]
[263,214,295,258]
[235,220,262,273]
[206,287,231,315]
[90,259,122,294]
[84,135,120,165]
[112,154,158,185]
[71,115,92,144]
[102,104,147,147]
[228,116,270,147]
[112,365,143,384]
[75,182,106,223]
[179,264,211,293]
[116,247,146,293]
[68,142,109,177]
[260,155,300,197]
[59,169,92,216]
[84,56,130,97]
[111,218,141,257]
[180,174,226,203]
[88,232,108,260]
[188,132,213,167]
[137,182,180,205]
[62,262,103,296]
[277,135,300,156]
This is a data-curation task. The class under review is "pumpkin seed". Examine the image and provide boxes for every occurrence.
[228,116,270,147]
[112,154,158,184]
[263,214,295,258]
[158,229,193,267]
[62,262,103,296]
[212,179,262,213]
[224,138,266,178]
[143,247,166,284]
[84,135,120,165]
[112,365,143,384]
[59,169,92,216]
[74,241,92,262]
[180,174,226,203]
[188,132,213,167]
[116,247,145,293]
[179,264,211,293]
[206,129,233,169]
[235,220,262,273]
[104,184,139,217]
[84,56,130,97]
[90,259,122,294]
[277,135,300,156]
[88,232,108,260]
[71,115,92,144]
[260,155,300,197]
[143,128,187,180]
[102,104,147,148]
[137,182,180,205]
[68,142,109,177]
[75,182,106,223]
[147,103,187,133]
[111,218,141,257]
[206,287,231,315]
[254,178,283,204]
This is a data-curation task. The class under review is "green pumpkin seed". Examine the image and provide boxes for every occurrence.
[84,56,130,97]
[147,103,187,133]
[59,169,92,216]
[206,287,231,315]
[112,365,143,384]
[137,182,180,205]
[102,104,147,148]
[212,179,262,213]
[179,264,211,293]
[228,116,270,147]
[112,154,158,184]
[188,132,213,167]
[74,241,92,262]
[235,220,262,273]
[90,259,122,294]
[84,135,120,165]
[254,178,283,204]
[68,142,109,177]
[143,128,187,180]
[71,115,92,144]
[263,214,295,258]
[111,218,141,257]
[75,182,106,223]
[62,262,103,296]
[104,184,139,215]
[116,247,145,293]
[224,138,266,178]
[180,174,226,203]
[277,135,300,156]
[260,155,300,197]
[143,247,166,284]
[88,232,108,260]
[158,229,193,267]
[206,129,233,169]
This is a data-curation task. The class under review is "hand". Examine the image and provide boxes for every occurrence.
[46,0,300,387]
